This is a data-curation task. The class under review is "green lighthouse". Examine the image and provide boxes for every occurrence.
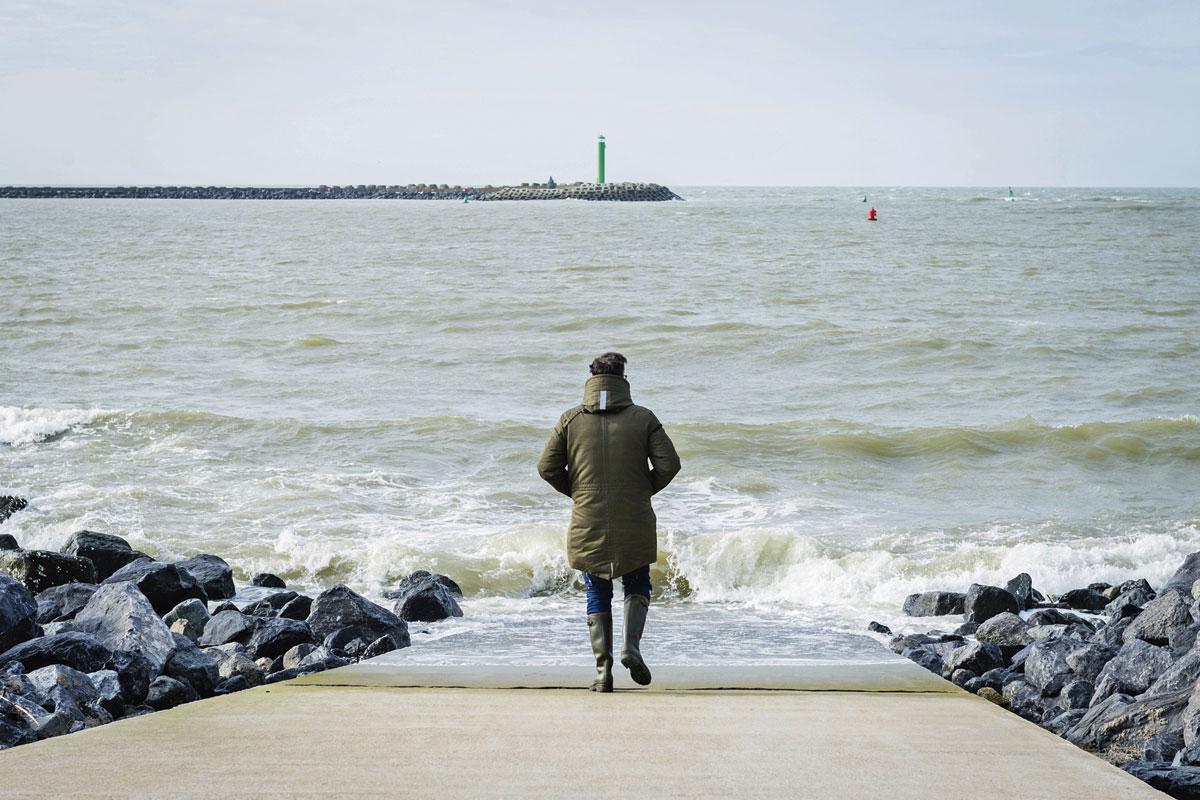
[597,134,606,185]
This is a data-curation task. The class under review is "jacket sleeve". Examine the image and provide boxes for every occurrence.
[537,416,572,497]
[647,416,681,495]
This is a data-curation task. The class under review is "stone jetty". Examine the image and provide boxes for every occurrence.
[0,181,682,201]
[878,553,1200,799]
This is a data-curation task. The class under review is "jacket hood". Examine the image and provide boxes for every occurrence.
[582,374,633,413]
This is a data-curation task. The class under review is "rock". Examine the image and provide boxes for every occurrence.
[203,644,264,687]
[323,627,369,653]
[1,690,72,739]
[980,668,1021,689]
[1093,638,1174,704]
[214,675,250,694]
[0,718,36,749]
[1004,573,1043,610]
[165,633,219,697]
[1059,587,1108,611]
[976,686,1005,706]
[1166,553,1200,593]
[1059,680,1095,710]
[296,646,349,670]
[1123,762,1200,799]
[1065,642,1119,684]
[1143,731,1186,763]
[1147,649,1200,698]
[0,573,38,651]
[1124,590,1193,645]
[1026,608,1080,627]
[306,584,409,648]
[60,531,142,581]
[210,601,238,615]
[975,612,1031,655]
[901,591,965,617]
[175,554,235,600]
[34,582,97,624]
[385,570,463,599]
[343,638,370,660]
[0,632,112,673]
[866,621,892,636]
[282,643,318,669]
[145,675,199,710]
[26,663,101,719]
[265,665,319,684]
[163,598,209,632]
[952,622,980,636]
[1108,585,1156,620]
[197,610,256,647]
[278,595,312,621]
[1092,617,1132,648]
[0,497,28,525]
[71,582,176,673]
[362,634,400,660]
[945,641,1004,676]
[0,549,97,594]
[102,559,207,615]
[247,617,314,660]
[105,649,154,704]
[950,668,976,687]
[1002,679,1045,720]
[1177,740,1200,767]
[391,576,463,622]
[251,573,286,589]
[87,669,125,717]
[1024,638,1080,696]
[901,646,943,675]
[0,534,18,550]
[963,584,1019,624]
[887,632,963,659]
[1172,625,1200,659]
[1045,709,1087,735]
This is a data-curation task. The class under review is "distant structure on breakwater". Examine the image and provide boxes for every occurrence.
[0,182,682,202]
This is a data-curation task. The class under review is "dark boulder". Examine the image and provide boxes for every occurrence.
[1124,590,1193,646]
[165,633,219,697]
[1058,679,1094,710]
[1045,709,1087,736]
[1147,649,1200,698]
[1004,573,1043,610]
[901,591,964,617]
[975,612,1031,656]
[362,634,400,660]
[0,718,36,750]
[210,601,238,615]
[203,644,264,687]
[251,573,286,589]
[278,595,312,621]
[1166,553,1200,593]
[0,496,28,525]
[1026,607,1081,627]
[105,649,154,704]
[1065,642,1119,684]
[197,610,256,648]
[214,674,251,694]
[282,643,318,669]
[247,617,315,660]
[1091,617,1132,648]
[391,577,463,622]
[1172,624,1200,659]
[175,554,235,600]
[88,669,125,717]
[26,663,101,721]
[0,549,97,594]
[1093,638,1174,704]
[145,675,199,710]
[306,584,409,647]
[1024,637,1080,696]
[1123,762,1200,799]
[34,582,96,624]
[385,570,463,599]
[1143,731,1186,763]
[0,632,111,673]
[0,534,18,551]
[1002,679,1045,721]
[1108,585,1156,621]
[163,598,209,643]
[264,665,320,684]
[294,645,349,670]
[323,627,370,654]
[1079,688,1191,762]
[868,620,893,636]
[945,641,1004,676]
[102,559,207,615]
[949,669,976,688]
[0,573,38,651]
[1058,587,1108,612]
[952,622,979,636]
[72,582,176,673]
[901,646,943,675]
[60,531,142,581]
[963,584,1019,624]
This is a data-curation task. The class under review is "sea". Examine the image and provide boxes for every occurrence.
[2,187,1198,666]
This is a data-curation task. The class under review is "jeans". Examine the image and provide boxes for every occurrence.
[583,565,652,615]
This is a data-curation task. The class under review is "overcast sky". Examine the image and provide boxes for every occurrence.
[1,1,1197,186]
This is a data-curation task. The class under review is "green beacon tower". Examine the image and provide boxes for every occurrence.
[597,134,606,184]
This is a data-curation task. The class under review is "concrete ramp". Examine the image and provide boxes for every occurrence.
[0,661,1165,799]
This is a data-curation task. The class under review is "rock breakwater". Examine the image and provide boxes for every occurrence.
[0,521,463,753]
[0,182,682,201]
[877,552,1200,799]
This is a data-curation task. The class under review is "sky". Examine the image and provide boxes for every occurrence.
[1,1,1198,186]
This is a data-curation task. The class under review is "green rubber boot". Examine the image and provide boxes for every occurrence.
[587,613,613,692]
[620,594,652,686]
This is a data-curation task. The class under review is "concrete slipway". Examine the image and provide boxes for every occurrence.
[0,661,1166,799]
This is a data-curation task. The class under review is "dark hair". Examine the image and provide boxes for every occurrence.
[589,352,627,376]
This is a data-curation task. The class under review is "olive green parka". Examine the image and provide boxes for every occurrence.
[537,373,681,579]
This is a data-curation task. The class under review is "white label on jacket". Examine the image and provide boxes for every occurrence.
[599,390,607,410]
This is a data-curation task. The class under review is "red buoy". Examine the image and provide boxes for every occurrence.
[868,207,877,221]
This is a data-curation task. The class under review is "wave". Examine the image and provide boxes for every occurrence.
[0,406,102,446]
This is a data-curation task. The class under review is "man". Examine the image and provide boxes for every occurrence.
[537,352,682,692]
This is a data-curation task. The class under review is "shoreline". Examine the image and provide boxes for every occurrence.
[0,182,682,201]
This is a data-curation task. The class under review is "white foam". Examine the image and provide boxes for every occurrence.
[0,406,101,446]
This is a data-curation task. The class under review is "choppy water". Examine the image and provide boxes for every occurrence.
[2,188,1198,665]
